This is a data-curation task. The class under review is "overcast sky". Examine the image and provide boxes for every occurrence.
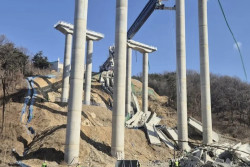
[0,0,249,82]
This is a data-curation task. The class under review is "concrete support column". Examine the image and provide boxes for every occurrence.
[199,0,212,144]
[142,52,148,113]
[64,0,88,164]
[84,40,93,105]
[125,47,132,117]
[61,33,73,102]
[111,0,128,159]
[176,0,188,150]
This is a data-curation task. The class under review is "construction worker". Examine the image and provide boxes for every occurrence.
[42,161,47,167]
[175,159,180,167]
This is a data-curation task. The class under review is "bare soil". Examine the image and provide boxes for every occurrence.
[0,77,177,167]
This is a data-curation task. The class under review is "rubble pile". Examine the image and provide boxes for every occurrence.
[179,142,250,167]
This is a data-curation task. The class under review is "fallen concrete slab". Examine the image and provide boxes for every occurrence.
[147,112,161,125]
[155,128,175,149]
[126,110,152,128]
[132,93,141,113]
[144,123,161,145]
[162,126,179,145]
[126,111,144,128]
[235,143,250,162]
[188,117,219,142]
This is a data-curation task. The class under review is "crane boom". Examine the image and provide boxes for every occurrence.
[127,0,158,39]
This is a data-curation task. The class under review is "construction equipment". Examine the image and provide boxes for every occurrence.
[127,0,175,39]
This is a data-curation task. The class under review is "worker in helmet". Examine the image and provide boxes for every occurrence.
[175,159,180,167]
[42,161,47,167]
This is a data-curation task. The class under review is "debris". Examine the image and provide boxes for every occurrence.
[144,123,161,145]
[16,161,31,167]
[146,112,161,125]
[188,117,219,142]
[178,142,250,166]
[161,126,178,145]
[155,127,176,149]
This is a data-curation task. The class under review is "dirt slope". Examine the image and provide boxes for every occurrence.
[0,77,178,167]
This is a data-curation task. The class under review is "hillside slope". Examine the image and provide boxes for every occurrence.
[0,76,178,167]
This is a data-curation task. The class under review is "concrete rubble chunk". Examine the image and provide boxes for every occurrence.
[192,149,203,159]
[131,93,141,114]
[162,126,179,145]
[235,143,250,162]
[155,128,175,149]
[146,112,161,125]
[126,110,151,128]
[179,142,250,166]
[188,117,219,142]
[144,123,161,145]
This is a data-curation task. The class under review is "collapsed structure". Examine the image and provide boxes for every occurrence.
[53,0,216,165]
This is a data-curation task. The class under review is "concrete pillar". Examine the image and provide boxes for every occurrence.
[142,52,148,113]
[176,0,189,150]
[84,40,93,105]
[64,0,88,164]
[61,33,73,102]
[111,0,128,159]
[199,0,212,144]
[125,47,132,117]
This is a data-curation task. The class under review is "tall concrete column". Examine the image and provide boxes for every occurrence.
[142,52,148,113]
[61,33,73,102]
[111,0,128,159]
[84,40,93,105]
[199,0,212,144]
[176,0,188,150]
[125,47,132,117]
[64,0,88,164]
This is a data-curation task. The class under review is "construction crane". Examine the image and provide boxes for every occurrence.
[127,0,175,40]
[100,0,174,72]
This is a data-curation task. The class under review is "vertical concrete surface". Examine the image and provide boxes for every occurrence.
[199,0,212,144]
[142,52,148,113]
[64,0,88,164]
[84,40,93,105]
[125,47,132,117]
[61,33,73,102]
[176,0,189,150]
[111,0,128,159]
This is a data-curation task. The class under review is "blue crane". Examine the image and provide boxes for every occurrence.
[127,0,175,39]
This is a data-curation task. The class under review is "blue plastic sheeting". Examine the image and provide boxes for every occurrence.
[20,79,31,122]
[27,79,36,123]
[36,74,56,79]
[21,75,55,124]
[16,161,31,167]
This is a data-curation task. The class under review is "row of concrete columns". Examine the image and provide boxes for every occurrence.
[55,21,103,106]
[124,0,212,153]
[57,0,212,164]
[176,0,212,150]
